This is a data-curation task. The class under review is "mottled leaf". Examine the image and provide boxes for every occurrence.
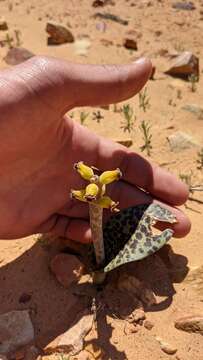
[103,203,177,272]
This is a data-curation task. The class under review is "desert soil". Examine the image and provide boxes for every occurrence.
[0,0,203,359]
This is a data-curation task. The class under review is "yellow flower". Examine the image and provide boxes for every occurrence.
[99,169,122,185]
[84,183,99,201]
[74,161,94,181]
[70,189,86,202]
[71,162,121,211]
[96,196,119,212]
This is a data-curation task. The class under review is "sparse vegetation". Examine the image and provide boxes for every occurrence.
[92,110,104,123]
[139,87,150,112]
[139,120,152,156]
[121,104,136,133]
[80,111,89,125]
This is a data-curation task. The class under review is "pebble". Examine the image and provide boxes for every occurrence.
[50,253,83,288]
[144,320,154,330]
[4,47,35,65]
[165,51,199,79]
[167,131,200,152]
[124,322,139,335]
[44,310,93,356]
[114,139,133,147]
[0,310,34,355]
[0,18,8,31]
[182,104,203,120]
[46,22,74,45]
[156,337,177,355]
[175,315,203,335]
[123,38,138,50]
[172,2,196,10]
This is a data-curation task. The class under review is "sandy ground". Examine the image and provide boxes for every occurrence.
[0,0,203,359]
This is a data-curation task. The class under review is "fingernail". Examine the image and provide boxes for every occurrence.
[133,57,148,65]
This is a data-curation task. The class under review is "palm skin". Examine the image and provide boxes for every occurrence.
[0,56,190,241]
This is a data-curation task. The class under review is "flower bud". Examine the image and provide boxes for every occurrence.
[96,196,119,212]
[70,189,86,202]
[84,183,99,201]
[99,168,122,185]
[74,161,94,181]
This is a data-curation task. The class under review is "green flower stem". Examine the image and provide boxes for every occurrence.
[89,202,105,266]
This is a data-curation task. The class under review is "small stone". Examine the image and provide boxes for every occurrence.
[167,131,200,152]
[92,0,114,6]
[44,310,93,356]
[182,104,203,120]
[114,139,133,147]
[96,21,107,32]
[74,39,91,56]
[144,320,154,330]
[132,309,146,323]
[165,51,199,79]
[175,315,203,335]
[124,322,139,335]
[46,22,74,45]
[156,337,177,355]
[172,2,196,10]
[123,38,138,50]
[117,273,156,306]
[4,48,35,65]
[0,18,8,31]
[0,310,34,354]
[50,253,83,288]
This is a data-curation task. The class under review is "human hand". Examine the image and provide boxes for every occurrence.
[0,56,190,241]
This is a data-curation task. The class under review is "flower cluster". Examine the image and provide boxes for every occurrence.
[71,161,122,212]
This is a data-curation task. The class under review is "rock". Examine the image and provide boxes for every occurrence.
[114,139,133,147]
[0,18,8,31]
[156,337,177,355]
[172,2,196,10]
[167,131,200,152]
[123,38,138,50]
[50,253,83,288]
[131,309,146,323]
[74,39,91,56]
[96,21,107,32]
[4,47,35,65]
[0,310,34,354]
[44,310,93,356]
[165,51,199,79]
[46,22,74,45]
[92,0,114,6]
[124,322,139,335]
[174,315,203,335]
[182,104,203,120]
[117,273,156,306]
[144,320,154,330]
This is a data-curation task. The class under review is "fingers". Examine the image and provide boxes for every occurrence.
[16,56,152,112]
[37,214,91,244]
[58,179,191,239]
[72,124,189,206]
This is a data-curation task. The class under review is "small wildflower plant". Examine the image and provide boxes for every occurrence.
[70,162,177,275]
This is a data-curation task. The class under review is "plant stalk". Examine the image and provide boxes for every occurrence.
[89,203,105,267]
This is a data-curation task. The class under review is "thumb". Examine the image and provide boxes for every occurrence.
[21,56,152,113]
